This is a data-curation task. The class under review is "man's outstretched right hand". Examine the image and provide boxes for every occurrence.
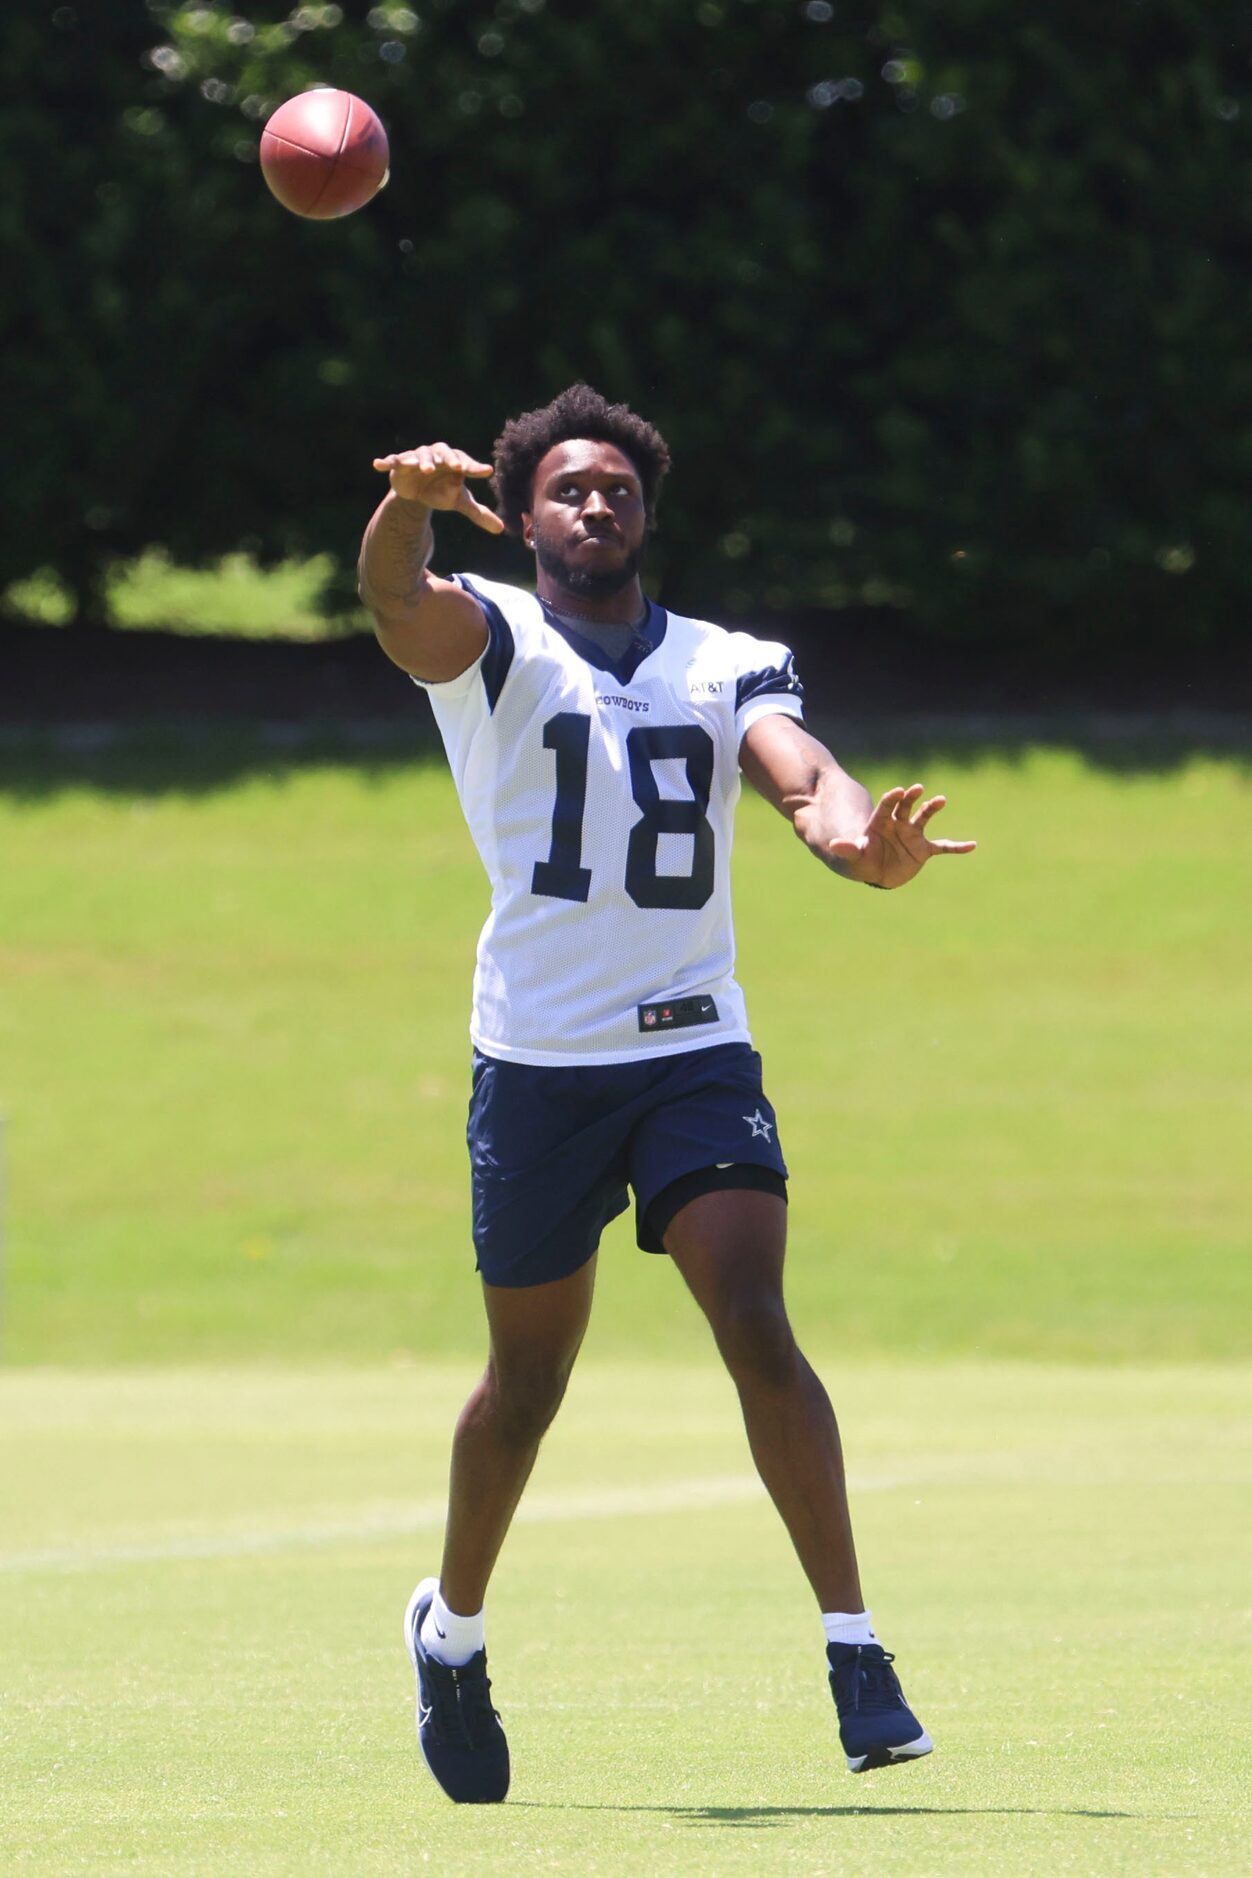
[372,444,505,534]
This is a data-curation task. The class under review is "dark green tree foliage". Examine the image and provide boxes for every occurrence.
[3,0,1250,644]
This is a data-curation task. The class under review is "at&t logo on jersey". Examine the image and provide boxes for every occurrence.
[686,659,726,698]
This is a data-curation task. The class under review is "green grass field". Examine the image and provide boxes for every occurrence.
[1,736,1249,1873]
[0,739,1247,1364]
[2,1362,1248,1876]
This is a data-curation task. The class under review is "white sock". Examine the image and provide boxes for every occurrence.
[822,1608,878,1648]
[420,1588,485,1666]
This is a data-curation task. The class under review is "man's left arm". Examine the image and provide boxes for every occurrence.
[740,714,976,889]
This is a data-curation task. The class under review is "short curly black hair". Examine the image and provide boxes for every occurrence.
[492,383,672,536]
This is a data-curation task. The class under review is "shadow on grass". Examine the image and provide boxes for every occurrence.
[0,714,1249,803]
[0,723,442,803]
[512,1801,1151,1824]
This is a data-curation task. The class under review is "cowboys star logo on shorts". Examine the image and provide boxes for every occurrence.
[743,1108,774,1141]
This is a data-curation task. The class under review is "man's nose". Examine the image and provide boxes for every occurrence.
[581,489,611,517]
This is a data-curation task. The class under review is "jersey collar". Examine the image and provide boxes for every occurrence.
[537,596,668,686]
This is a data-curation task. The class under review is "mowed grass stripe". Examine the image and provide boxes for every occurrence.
[0,1476,766,1574]
[2,1457,1070,1576]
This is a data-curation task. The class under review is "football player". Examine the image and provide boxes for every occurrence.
[360,385,975,1803]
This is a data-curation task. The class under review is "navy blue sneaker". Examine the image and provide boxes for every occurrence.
[403,1578,510,1803]
[827,1641,934,1773]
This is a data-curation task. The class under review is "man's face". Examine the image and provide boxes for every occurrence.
[523,439,647,600]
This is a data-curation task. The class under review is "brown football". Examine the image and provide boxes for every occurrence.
[260,90,390,220]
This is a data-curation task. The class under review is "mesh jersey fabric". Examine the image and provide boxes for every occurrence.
[411,573,805,1066]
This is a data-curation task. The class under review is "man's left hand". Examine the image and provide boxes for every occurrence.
[826,784,977,888]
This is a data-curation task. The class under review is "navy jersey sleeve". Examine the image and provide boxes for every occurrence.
[406,574,515,711]
[731,636,805,732]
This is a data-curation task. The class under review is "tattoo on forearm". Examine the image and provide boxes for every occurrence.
[359,502,434,607]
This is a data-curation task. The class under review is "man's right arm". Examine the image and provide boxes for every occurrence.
[358,443,504,681]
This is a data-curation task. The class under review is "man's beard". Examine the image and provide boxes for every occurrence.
[534,527,644,600]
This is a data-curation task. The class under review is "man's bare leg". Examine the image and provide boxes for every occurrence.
[438,1255,598,1615]
[662,1185,931,1770]
[404,1261,596,1804]
[663,1190,862,1612]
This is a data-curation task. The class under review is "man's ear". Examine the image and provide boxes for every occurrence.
[521,510,534,550]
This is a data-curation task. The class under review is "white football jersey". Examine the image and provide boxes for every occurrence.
[413,574,804,1065]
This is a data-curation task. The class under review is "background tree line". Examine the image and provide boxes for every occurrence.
[3,0,1250,663]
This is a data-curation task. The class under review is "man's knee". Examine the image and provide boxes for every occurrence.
[486,1354,573,1447]
[711,1290,798,1391]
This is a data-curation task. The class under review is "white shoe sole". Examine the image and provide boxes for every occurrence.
[846,1728,934,1773]
[403,1576,440,1677]
[404,1573,442,1790]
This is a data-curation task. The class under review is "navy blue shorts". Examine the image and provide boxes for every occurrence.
[467,1042,789,1288]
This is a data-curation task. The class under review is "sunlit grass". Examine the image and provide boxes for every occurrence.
[0,742,1247,1365]
[3,551,367,640]
[0,1362,1247,1875]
